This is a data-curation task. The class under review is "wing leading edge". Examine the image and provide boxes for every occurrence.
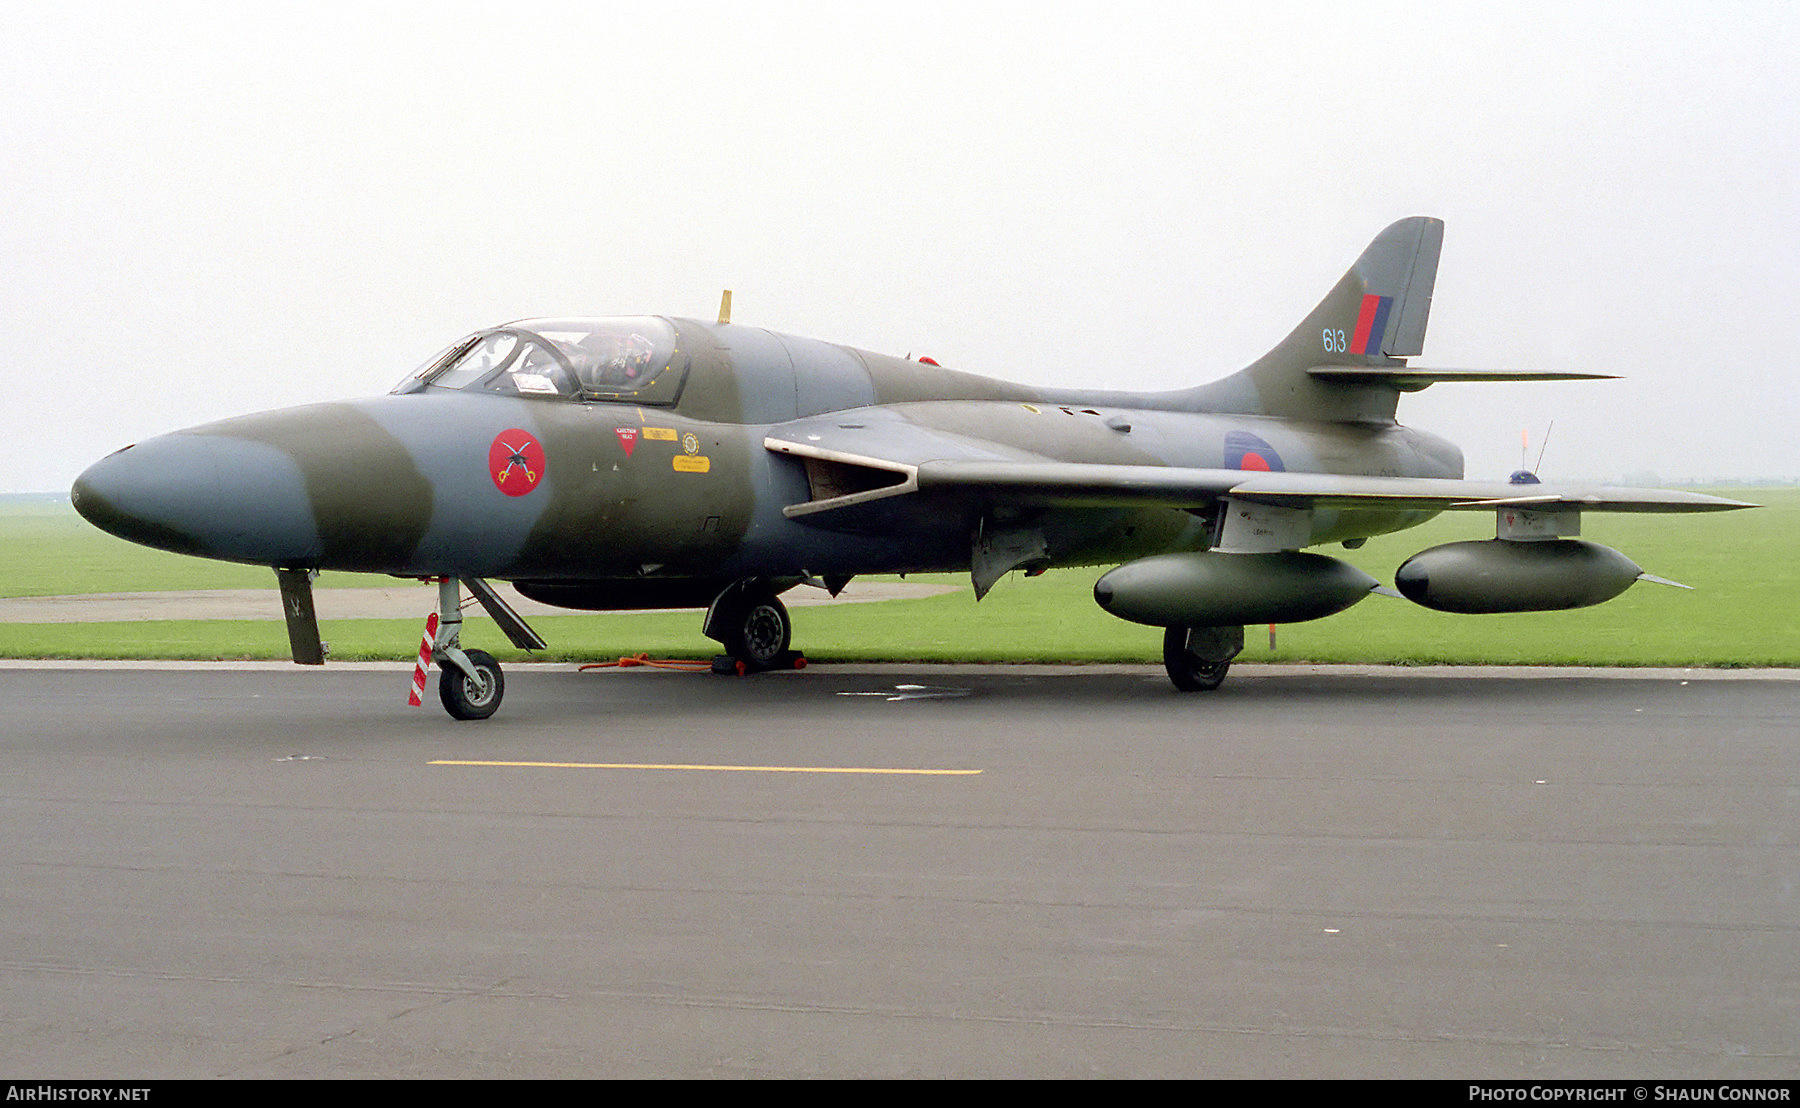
[764,421,1754,522]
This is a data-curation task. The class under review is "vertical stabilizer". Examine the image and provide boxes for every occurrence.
[1384,218,1442,358]
[1201,217,1444,421]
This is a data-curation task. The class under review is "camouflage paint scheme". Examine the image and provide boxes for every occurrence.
[71,219,1455,571]
[72,322,1459,582]
[71,218,1753,712]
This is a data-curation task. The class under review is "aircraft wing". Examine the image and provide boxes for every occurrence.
[1213,473,1754,513]
[764,415,1754,521]
[905,465,1753,517]
[765,413,1249,520]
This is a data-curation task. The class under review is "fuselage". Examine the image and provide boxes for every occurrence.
[71,317,1463,592]
[64,219,1755,718]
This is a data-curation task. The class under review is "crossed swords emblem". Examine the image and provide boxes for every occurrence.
[495,438,538,486]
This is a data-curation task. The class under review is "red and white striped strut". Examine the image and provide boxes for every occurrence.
[407,611,439,706]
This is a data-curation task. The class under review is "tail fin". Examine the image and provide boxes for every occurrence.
[1202,217,1444,421]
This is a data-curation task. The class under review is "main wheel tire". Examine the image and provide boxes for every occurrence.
[1162,627,1231,692]
[439,649,504,720]
[723,592,791,671]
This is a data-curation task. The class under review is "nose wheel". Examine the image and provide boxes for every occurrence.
[439,649,504,720]
[422,578,520,720]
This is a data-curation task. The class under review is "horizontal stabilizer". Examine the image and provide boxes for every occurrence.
[1307,366,1618,392]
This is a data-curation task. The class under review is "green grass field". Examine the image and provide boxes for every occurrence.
[2,491,1795,665]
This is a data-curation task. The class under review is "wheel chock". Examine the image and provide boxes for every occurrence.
[709,651,807,675]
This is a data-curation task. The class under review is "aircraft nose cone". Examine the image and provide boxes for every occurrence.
[72,439,214,556]
[71,433,319,565]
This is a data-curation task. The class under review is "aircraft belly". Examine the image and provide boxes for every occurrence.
[1305,506,1440,546]
[1063,506,1213,565]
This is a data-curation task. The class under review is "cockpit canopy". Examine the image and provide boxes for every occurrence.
[395,317,687,405]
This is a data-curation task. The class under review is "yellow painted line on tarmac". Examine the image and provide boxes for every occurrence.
[430,759,981,776]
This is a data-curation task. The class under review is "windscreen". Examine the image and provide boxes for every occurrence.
[406,317,688,405]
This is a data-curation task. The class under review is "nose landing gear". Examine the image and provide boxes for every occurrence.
[440,648,504,720]
[422,577,547,720]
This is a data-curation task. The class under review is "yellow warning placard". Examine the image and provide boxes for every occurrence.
[642,427,678,441]
[672,455,710,473]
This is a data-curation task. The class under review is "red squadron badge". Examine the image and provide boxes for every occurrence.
[614,426,639,457]
[489,429,545,497]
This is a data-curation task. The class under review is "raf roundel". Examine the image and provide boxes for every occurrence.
[489,429,546,497]
[1224,429,1285,472]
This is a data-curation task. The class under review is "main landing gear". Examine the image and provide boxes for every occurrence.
[704,580,801,674]
[1162,624,1244,692]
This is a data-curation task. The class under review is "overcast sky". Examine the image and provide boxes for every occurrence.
[5,1,1797,494]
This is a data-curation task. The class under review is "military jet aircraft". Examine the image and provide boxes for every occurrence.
[71,217,1752,719]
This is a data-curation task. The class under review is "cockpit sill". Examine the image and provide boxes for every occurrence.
[391,317,689,407]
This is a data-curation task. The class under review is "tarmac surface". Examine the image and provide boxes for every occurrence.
[2,661,1796,1078]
